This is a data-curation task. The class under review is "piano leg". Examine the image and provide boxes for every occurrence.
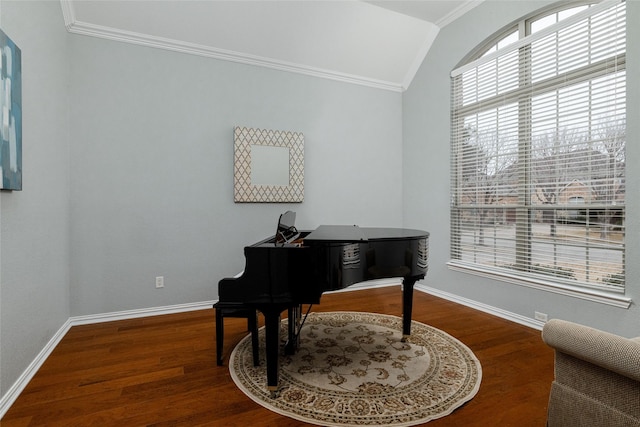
[260,306,286,395]
[401,275,424,341]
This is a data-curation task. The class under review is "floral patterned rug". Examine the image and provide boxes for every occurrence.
[229,311,482,426]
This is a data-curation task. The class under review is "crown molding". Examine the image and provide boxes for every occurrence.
[59,0,75,30]
[59,1,404,92]
[435,0,484,28]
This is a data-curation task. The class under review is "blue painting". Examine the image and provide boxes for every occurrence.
[0,28,22,191]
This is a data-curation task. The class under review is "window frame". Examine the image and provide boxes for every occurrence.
[448,0,630,308]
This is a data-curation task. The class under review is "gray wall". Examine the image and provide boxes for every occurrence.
[2,1,404,400]
[0,1,71,397]
[403,0,640,337]
[68,31,404,315]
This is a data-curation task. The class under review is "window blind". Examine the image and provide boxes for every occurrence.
[450,0,626,292]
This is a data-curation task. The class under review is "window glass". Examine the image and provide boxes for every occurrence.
[450,1,626,292]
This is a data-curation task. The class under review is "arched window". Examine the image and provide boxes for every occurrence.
[449,0,626,296]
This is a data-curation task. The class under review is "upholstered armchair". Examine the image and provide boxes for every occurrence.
[542,319,640,427]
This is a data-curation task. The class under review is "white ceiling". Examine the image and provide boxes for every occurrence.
[60,1,482,92]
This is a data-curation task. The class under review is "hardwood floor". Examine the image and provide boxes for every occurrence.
[1,286,554,426]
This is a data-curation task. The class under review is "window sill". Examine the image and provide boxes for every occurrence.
[447,261,632,309]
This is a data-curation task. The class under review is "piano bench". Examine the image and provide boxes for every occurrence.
[213,302,259,367]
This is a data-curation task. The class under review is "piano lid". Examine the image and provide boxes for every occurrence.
[304,225,428,244]
[304,225,365,243]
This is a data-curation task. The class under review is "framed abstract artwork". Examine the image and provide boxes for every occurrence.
[0,28,22,191]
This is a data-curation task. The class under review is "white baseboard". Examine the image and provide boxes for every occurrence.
[329,280,544,330]
[326,278,401,293]
[0,300,216,418]
[0,318,73,419]
[0,285,541,418]
[415,284,545,331]
[68,300,217,326]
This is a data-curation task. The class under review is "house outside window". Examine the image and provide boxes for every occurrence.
[449,0,626,299]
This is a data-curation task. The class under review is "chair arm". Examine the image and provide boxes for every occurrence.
[542,319,640,382]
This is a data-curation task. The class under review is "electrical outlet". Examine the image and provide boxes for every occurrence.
[155,276,164,289]
[534,311,548,322]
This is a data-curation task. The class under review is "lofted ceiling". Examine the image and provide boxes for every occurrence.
[60,1,482,92]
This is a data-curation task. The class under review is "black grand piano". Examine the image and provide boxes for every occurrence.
[217,211,429,393]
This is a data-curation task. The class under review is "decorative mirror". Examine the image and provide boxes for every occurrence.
[234,126,304,203]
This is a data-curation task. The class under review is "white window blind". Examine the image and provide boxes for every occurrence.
[450,0,626,292]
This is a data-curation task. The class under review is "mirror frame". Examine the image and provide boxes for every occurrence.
[234,126,304,203]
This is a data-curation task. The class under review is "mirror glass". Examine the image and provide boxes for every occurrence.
[250,145,290,186]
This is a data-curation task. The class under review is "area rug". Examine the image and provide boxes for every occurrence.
[229,311,482,426]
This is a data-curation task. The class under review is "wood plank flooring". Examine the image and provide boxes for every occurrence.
[1,286,554,426]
